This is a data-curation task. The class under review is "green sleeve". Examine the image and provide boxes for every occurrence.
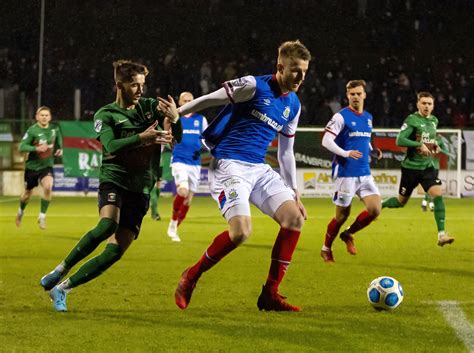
[19,128,37,152]
[99,126,141,155]
[396,119,423,148]
[171,119,183,143]
[96,113,141,154]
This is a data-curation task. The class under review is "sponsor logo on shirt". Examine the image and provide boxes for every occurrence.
[348,131,371,137]
[183,129,201,134]
[251,109,283,131]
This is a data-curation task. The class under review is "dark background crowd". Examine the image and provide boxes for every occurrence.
[1,0,473,128]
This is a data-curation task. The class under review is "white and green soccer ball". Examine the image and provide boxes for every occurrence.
[367,276,404,311]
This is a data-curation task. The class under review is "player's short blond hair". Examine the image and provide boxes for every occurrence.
[417,91,434,101]
[278,40,311,63]
[346,80,366,91]
[113,60,149,83]
[36,106,51,115]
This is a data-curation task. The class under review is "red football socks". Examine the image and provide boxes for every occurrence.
[265,228,301,292]
[187,231,237,280]
[347,210,375,234]
[324,218,343,248]
[172,195,186,221]
[177,204,190,225]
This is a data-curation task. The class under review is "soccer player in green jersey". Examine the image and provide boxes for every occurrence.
[16,106,63,230]
[40,60,182,312]
[421,135,450,211]
[382,92,454,246]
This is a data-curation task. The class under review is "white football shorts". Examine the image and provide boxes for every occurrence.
[208,159,296,221]
[333,175,380,207]
[171,162,201,193]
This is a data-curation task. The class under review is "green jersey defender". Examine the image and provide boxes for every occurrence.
[40,60,184,312]
[94,98,182,194]
[382,91,454,248]
[397,111,438,170]
[19,122,62,171]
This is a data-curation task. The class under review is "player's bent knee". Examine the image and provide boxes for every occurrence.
[91,218,119,241]
[368,207,381,218]
[280,213,304,231]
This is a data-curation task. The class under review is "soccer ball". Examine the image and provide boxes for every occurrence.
[367,276,404,311]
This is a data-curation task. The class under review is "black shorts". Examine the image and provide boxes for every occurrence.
[399,167,442,197]
[24,167,54,190]
[98,182,150,238]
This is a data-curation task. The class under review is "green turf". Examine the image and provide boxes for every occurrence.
[1,196,473,352]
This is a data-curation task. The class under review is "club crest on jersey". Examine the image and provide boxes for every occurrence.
[368,120,372,128]
[145,112,153,120]
[283,106,291,119]
[228,189,238,200]
[94,120,102,133]
[194,120,200,127]
[107,192,117,202]
[351,121,356,126]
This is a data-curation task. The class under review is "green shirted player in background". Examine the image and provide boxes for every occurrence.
[421,135,451,212]
[16,106,63,230]
[40,60,182,312]
[382,91,454,247]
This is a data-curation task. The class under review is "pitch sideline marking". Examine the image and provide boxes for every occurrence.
[437,300,474,353]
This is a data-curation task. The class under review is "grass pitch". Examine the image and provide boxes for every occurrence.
[1,196,473,352]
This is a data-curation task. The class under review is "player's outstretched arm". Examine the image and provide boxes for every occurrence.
[178,88,230,115]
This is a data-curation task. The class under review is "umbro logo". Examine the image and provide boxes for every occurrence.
[263,98,271,106]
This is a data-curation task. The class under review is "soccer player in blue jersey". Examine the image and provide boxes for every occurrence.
[159,40,311,311]
[167,92,208,242]
[320,80,382,263]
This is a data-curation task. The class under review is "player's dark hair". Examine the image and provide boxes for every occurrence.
[417,91,434,101]
[36,106,51,114]
[113,60,149,83]
[346,80,366,90]
[278,40,311,61]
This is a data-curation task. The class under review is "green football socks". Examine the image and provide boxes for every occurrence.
[68,243,122,288]
[63,218,118,269]
[433,196,446,232]
[40,199,50,213]
[150,186,160,216]
[382,197,403,208]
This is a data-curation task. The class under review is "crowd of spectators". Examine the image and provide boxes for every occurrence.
[1,0,472,128]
